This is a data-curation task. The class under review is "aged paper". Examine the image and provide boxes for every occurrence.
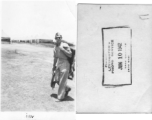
[77,4,152,113]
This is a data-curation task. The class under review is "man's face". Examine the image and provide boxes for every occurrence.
[55,37,62,45]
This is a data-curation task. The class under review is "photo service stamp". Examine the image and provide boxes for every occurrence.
[102,26,132,86]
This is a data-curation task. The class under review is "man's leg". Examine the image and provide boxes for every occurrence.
[65,85,71,97]
[57,68,69,100]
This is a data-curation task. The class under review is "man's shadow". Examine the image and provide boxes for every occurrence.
[50,94,74,102]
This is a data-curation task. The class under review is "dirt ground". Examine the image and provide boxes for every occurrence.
[1,43,75,111]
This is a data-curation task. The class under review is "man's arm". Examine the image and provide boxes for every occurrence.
[53,57,57,70]
[53,48,58,71]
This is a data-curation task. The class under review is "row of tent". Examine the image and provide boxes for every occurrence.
[1,30,75,48]
[1,30,53,43]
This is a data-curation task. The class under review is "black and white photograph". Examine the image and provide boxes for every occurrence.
[1,1,76,112]
[1,0,152,120]
[77,4,152,113]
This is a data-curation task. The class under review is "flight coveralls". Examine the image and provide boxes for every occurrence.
[53,42,71,100]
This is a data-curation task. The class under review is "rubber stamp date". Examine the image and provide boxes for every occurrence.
[102,26,132,86]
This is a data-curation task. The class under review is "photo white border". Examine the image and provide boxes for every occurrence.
[0,0,152,120]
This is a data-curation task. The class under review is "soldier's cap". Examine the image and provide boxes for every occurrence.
[55,32,62,39]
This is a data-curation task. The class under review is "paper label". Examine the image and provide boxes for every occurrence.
[102,26,132,86]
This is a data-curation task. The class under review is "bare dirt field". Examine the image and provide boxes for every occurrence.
[1,43,75,111]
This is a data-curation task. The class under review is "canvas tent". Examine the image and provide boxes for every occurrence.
[1,30,11,43]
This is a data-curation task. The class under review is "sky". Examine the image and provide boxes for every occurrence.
[2,1,76,43]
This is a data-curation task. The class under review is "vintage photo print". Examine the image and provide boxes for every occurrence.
[77,4,152,113]
[1,1,76,113]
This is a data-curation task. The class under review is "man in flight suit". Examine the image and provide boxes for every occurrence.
[52,32,72,101]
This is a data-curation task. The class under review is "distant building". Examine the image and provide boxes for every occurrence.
[39,39,54,44]
[1,30,11,43]
[1,37,11,43]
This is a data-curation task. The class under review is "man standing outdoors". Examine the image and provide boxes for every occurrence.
[52,32,72,101]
